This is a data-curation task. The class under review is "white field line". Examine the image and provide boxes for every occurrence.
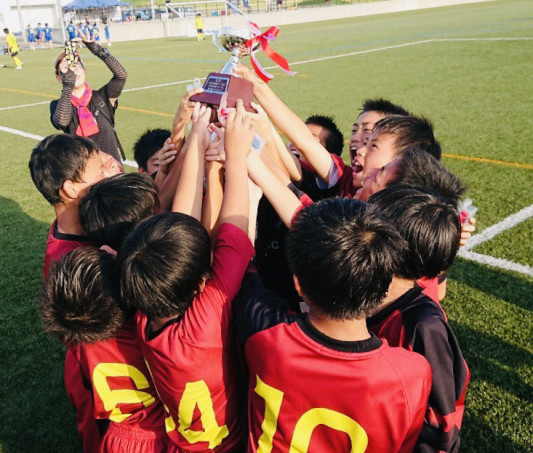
[458,251,533,277]
[460,204,533,251]
[0,125,44,141]
[0,101,51,112]
[122,79,197,93]
[0,125,139,168]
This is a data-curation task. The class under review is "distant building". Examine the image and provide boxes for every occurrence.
[0,0,71,33]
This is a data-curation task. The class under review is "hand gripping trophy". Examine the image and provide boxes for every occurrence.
[190,23,294,113]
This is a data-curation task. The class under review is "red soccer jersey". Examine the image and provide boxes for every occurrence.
[367,286,470,453]
[136,223,255,451]
[331,153,358,198]
[234,272,432,453]
[416,276,440,303]
[66,318,168,452]
[43,220,92,278]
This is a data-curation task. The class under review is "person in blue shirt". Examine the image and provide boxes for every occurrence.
[76,23,84,39]
[35,23,43,47]
[104,24,111,47]
[44,23,53,49]
[92,23,100,43]
[86,22,94,39]
[26,25,36,50]
[66,21,76,41]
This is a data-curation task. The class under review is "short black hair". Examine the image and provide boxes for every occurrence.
[29,134,99,205]
[286,198,407,319]
[373,115,441,160]
[133,129,171,171]
[305,115,344,156]
[369,186,461,279]
[390,147,465,205]
[79,173,159,251]
[361,98,410,117]
[3,29,9,34]
[118,212,211,319]
[40,247,125,346]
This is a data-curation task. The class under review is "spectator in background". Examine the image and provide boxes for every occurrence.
[3,28,22,69]
[51,33,127,162]
[66,21,76,41]
[44,23,53,49]
[195,13,204,41]
[26,25,36,50]
[35,23,43,47]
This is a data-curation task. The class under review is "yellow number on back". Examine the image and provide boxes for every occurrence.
[92,363,155,423]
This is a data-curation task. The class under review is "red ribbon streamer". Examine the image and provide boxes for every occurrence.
[246,22,295,83]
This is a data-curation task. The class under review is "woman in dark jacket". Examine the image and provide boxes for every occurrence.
[51,34,127,162]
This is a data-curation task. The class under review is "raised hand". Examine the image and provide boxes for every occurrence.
[225,99,255,160]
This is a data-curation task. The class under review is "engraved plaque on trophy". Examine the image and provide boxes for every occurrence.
[190,26,257,112]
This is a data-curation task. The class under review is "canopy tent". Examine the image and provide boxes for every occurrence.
[63,0,130,11]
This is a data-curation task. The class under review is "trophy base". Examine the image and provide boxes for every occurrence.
[190,72,255,113]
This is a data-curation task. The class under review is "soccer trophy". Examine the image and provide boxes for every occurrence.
[190,23,294,113]
[190,26,256,112]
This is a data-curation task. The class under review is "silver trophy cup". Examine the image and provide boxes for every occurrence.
[213,26,259,74]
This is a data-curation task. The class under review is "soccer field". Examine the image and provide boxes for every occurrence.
[0,0,532,451]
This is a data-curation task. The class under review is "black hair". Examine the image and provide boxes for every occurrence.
[29,134,99,205]
[3,29,9,34]
[372,115,441,160]
[305,115,344,156]
[390,147,465,205]
[286,198,407,320]
[133,129,171,171]
[118,212,211,319]
[361,98,410,117]
[79,173,159,251]
[40,247,125,345]
[369,186,461,279]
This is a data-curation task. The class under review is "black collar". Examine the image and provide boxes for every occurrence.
[367,286,422,327]
[297,315,382,353]
[53,221,89,242]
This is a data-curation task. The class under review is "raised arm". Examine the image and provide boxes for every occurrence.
[171,103,211,220]
[220,100,255,235]
[83,39,127,105]
[235,64,333,182]
[51,61,76,130]
[247,151,303,228]
[157,88,204,211]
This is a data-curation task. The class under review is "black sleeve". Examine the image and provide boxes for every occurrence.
[85,41,127,99]
[233,271,296,346]
[51,70,76,130]
[408,311,470,453]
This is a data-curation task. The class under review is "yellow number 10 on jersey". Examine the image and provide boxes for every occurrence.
[255,375,369,453]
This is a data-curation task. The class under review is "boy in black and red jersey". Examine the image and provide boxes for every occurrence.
[29,134,106,278]
[118,102,255,451]
[235,198,433,453]
[40,247,170,452]
[368,186,470,453]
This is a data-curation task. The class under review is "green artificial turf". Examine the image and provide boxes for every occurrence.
[0,0,532,451]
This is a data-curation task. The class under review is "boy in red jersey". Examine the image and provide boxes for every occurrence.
[40,247,170,452]
[118,102,256,451]
[367,186,470,453]
[29,134,105,278]
[234,198,432,452]
[79,172,159,252]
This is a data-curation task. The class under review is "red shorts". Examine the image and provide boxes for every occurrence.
[99,422,168,453]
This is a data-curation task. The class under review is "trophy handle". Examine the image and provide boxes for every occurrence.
[212,31,225,53]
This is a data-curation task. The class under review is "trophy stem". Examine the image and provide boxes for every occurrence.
[220,54,242,76]
[220,59,234,75]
